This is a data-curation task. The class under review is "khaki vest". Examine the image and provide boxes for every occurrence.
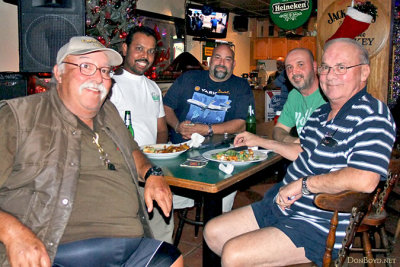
[0,87,152,265]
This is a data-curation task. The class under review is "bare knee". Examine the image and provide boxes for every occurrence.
[221,238,245,267]
[203,218,224,255]
[170,255,184,267]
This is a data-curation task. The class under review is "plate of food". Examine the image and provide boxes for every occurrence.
[202,148,268,165]
[141,143,190,159]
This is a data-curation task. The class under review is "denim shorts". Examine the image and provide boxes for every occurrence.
[251,183,337,267]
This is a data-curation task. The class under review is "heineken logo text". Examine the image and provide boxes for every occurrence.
[272,0,309,14]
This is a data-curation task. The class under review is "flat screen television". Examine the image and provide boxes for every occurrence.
[185,3,229,39]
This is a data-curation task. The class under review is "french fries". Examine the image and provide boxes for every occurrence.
[143,144,190,154]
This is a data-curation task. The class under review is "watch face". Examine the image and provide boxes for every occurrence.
[151,166,163,176]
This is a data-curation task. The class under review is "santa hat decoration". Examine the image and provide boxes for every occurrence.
[327,1,377,42]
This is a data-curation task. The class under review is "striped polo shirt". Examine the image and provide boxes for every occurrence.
[281,87,396,250]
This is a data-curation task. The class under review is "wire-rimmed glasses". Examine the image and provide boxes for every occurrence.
[318,63,366,75]
[62,62,114,80]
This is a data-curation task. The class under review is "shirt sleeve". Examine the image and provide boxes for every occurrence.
[109,83,124,119]
[277,90,296,128]
[347,111,396,178]
[163,74,186,110]
[0,104,17,187]
[230,78,254,121]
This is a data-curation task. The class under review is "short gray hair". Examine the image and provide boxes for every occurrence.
[324,38,369,65]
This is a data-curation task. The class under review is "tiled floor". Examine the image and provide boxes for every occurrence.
[172,167,400,267]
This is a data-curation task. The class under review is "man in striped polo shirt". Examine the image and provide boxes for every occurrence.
[203,38,396,266]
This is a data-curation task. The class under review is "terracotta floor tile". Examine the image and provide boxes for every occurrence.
[172,170,400,266]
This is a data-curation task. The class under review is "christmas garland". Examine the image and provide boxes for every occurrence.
[353,1,377,22]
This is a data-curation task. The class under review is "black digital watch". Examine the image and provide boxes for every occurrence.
[144,166,164,181]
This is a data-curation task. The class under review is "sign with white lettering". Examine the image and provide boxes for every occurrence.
[317,0,389,57]
[269,0,312,30]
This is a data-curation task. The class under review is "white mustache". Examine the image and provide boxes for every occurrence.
[79,82,108,100]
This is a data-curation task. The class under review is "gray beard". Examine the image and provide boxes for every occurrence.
[213,69,228,80]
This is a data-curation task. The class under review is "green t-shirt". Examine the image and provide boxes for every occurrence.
[278,88,326,135]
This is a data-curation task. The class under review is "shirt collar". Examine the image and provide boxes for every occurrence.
[319,86,368,122]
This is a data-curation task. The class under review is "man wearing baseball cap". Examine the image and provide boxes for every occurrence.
[0,36,183,266]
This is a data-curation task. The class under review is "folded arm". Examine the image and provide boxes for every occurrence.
[164,105,245,139]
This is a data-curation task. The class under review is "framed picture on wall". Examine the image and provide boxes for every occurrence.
[135,9,185,81]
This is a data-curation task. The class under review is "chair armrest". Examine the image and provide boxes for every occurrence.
[314,191,374,213]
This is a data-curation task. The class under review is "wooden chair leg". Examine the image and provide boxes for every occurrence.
[173,208,189,247]
[323,210,338,267]
[395,218,400,243]
[362,231,375,267]
[378,227,393,267]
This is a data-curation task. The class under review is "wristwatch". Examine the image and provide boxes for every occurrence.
[144,166,164,181]
[207,124,214,136]
[302,176,312,195]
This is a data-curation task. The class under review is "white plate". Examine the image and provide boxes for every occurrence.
[141,144,189,159]
[202,148,269,165]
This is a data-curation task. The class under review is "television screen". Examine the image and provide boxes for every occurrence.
[185,4,229,39]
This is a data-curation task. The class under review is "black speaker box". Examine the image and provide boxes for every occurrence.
[233,16,248,32]
[18,0,85,73]
[268,25,275,36]
[0,73,27,100]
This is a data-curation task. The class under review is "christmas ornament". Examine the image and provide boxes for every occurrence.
[85,0,138,52]
[327,1,377,42]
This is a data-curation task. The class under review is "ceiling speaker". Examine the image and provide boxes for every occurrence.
[233,16,248,32]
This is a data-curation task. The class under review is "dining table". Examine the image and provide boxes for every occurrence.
[146,134,283,266]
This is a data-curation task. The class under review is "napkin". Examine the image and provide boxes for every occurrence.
[187,133,205,148]
[219,163,234,174]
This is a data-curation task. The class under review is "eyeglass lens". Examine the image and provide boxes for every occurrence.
[63,62,113,79]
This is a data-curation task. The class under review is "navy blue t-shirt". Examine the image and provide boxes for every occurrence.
[163,70,254,143]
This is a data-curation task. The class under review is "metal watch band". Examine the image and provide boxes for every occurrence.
[302,176,311,195]
[208,124,213,136]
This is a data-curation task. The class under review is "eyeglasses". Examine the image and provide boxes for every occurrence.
[318,63,366,75]
[92,132,116,170]
[62,62,114,80]
[320,129,338,147]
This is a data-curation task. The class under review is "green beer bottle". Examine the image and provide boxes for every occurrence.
[245,104,256,134]
[124,110,135,138]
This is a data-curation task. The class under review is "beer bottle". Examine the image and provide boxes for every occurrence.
[124,110,134,138]
[246,104,256,134]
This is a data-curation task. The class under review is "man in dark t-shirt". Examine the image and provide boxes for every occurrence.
[163,44,254,144]
[163,44,254,212]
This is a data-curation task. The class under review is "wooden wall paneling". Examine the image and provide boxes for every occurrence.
[287,39,301,53]
[254,38,269,59]
[269,38,287,59]
[317,0,392,103]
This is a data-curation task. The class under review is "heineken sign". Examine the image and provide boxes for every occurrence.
[269,0,312,30]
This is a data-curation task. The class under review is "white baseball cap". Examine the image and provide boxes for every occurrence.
[56,36,123,66]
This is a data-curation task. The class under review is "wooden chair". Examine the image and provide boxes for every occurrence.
[348,156,400,267]
[314,190,374,267]
[314,156,400,267]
